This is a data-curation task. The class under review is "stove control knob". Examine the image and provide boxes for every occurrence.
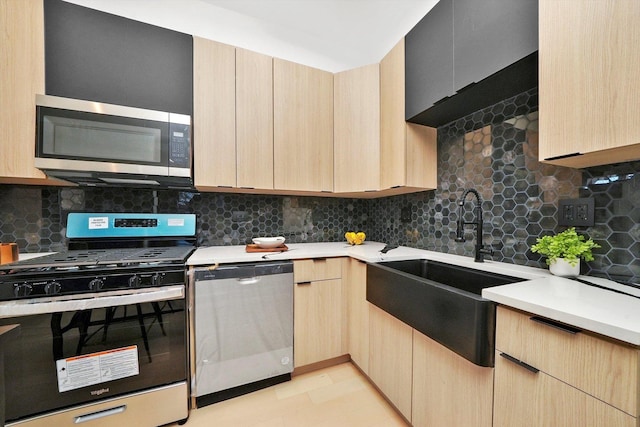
[152,273,163,286]
[88,278,104,291]
[45,281,62,295]
[128,275,141,288]
[14,283,33,298]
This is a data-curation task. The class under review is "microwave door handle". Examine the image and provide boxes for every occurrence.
[0,285,184,318]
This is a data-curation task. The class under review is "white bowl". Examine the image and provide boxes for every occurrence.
[252,236,286,248]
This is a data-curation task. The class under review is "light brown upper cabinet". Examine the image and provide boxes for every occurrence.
[539,0,640,168]
[273,59,334,193]
[380,39,437,193]
[0,0,65,185]
[194,41,275,191]
[193,37,236,189]
[193,36,436,196]
[333,39,437,197]
[334,64,381,193]
[236,48,274,190]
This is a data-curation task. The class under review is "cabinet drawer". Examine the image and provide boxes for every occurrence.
[494,351,635,427]
[294,258,342,283]
[496,306,639,416]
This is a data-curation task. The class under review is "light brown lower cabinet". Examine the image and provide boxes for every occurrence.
[494,351,635,427]
[294,278,343,367]
[300,262,640,426]
[345,258,369,374]
[368,304,413,422]
[366,303,639,427]
[412,331,493,427]
[494,306,639,427]
[293,258,345,368]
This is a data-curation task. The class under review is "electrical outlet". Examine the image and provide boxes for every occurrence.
[400,205,412,223]
[558,198,594,227]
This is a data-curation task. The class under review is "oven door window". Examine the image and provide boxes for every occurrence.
[0,294,186,424]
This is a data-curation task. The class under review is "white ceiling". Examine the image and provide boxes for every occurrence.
[63,0,438,72]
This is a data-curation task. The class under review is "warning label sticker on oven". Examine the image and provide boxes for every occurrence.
[56,346,139,393]
[167,218,184,227]
[88,217,109,229]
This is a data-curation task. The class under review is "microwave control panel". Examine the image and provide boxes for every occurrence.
[169,122,191,168]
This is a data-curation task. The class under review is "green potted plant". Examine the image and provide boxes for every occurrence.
[531,227,600,277]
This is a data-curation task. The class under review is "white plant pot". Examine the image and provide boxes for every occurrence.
[549,258,580,277]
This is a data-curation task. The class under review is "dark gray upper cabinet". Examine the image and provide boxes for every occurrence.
[405,0,453,121]
[453,0,538,90]
[406,0,538,127]
[44,0,193,115]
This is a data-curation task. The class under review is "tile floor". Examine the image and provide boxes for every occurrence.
[177,362,409,427]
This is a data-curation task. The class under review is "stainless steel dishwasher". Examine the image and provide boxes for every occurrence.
[190,261,293,407]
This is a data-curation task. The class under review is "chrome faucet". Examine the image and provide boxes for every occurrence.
[455,188,494,263]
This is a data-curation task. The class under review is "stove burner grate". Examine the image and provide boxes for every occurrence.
[0,246,194,274]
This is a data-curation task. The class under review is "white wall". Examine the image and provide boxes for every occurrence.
[62,0,438,72]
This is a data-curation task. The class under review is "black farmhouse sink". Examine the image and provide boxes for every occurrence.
[366,259,521,367]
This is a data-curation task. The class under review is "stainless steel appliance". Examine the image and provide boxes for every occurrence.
[0,213,196,427]
[191,262,294,407]
[35,95,192,189]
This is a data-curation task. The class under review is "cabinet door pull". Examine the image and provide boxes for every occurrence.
[499,353,539,374]
[530,316,581,334]
[297,281,312,286]
[544,152,582,161]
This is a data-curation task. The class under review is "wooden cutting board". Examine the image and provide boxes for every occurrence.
[245,244,289,253]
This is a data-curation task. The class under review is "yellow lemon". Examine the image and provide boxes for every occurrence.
[345,232,356,245]
[346,231,366,245]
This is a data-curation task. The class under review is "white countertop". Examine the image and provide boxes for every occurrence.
[188,241,640,346]
[483,276,640,346]
[18,252,55,261]
[187,241,548,280]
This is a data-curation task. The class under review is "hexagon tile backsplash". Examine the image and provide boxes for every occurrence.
[368,87,638,284]
[0,87,638,284]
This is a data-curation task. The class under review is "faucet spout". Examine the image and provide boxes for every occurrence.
[455,188,493,262]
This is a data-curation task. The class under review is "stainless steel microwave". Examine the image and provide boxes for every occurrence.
[35,94,193,189]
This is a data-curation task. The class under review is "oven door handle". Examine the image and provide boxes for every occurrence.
[0,285,184,318]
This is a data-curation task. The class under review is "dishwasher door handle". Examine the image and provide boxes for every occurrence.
[236,277,261,285]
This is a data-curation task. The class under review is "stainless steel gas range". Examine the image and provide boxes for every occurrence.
[0,213,196,427]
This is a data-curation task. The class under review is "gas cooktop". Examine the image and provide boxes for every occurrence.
[0,246,195,272]
[0,213,196,301]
